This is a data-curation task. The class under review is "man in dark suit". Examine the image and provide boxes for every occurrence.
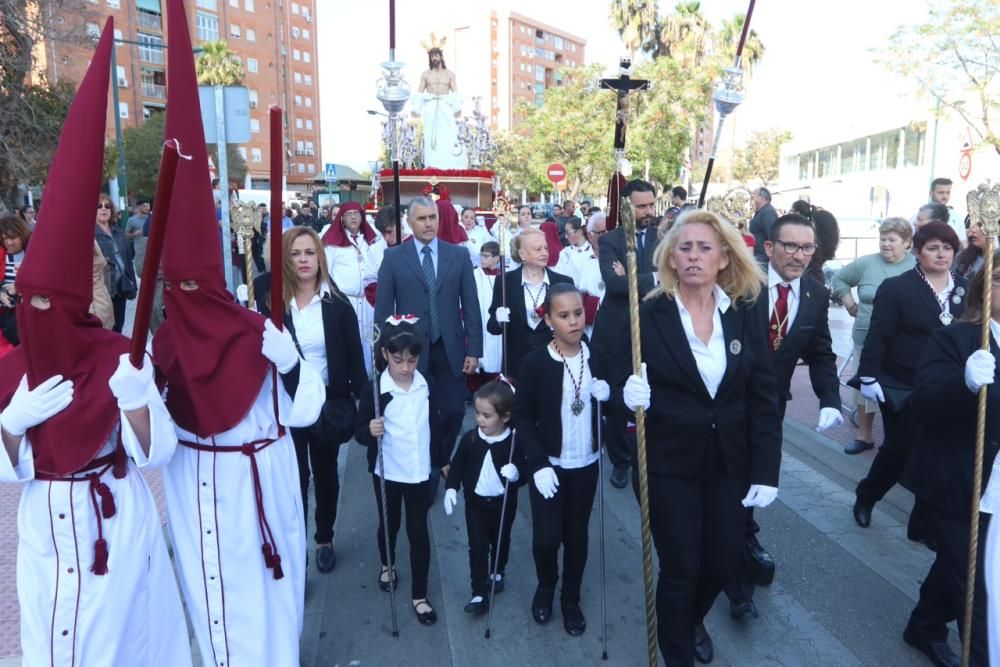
[725,213,843,620]
[375,196,483,458]
[749,187,778,265]
[592,179,660,489]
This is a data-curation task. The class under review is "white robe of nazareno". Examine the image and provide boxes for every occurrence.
[473,267,502,373]
[0,385,191,667]
[163,363,323,667]
[326,240,377,373]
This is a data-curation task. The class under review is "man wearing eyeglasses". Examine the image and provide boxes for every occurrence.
[724,213,842,622]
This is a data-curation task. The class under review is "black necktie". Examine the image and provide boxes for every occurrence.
[637,228,646,268]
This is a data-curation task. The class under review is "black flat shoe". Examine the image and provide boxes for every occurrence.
[610,464,630,489]
[464,596,489,615]
[316,545,336,573]
[531,587,554,624]
[561,605,586,636]
[903,626,959,667]
[491,573,505,594]
[693,623,714,664]
[378,566,398,592]
[746,536,775,586]
[729,597,758,621]
[853,499,873,528]
[844,439,875,455]
[412,599,437,626]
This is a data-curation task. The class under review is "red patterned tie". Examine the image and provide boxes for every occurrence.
[769,284,790,352]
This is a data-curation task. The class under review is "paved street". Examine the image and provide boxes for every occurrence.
[0,306,942,665]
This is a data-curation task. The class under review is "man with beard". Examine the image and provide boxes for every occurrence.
[413,42,466,169]
[592,179,660,489]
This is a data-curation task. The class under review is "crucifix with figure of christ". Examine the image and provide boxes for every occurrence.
[599,57,650,167]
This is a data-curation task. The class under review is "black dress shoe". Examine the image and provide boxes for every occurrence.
[903,626,959,667]
[561,605,586,636]
[412,599,437,626]
[464,596,489,615]
[693,623,714,664]
[531,587,554,624]
[316,545,336,573]
[729,597,759,621]
[746,536,775,586]
[610,464,630,489]
[853,499,873,528]
[844,439,875,455]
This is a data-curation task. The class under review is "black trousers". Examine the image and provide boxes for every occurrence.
[428,339,466,457]
[723,508,761,604]
[112,294,128,333]
[529,461,598,606]
[464,490,519,597]
[291,427,341,545]
[371,475,432,599]
[639,470,747,667]
[908,508,990,664]
[856,400,917,506]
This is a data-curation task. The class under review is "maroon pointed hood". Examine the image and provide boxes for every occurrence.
[151,0,268,437]
[0,19,129,476]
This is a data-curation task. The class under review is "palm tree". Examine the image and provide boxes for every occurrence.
[609,0,662,58]
[659,1,713,70]
[195,40,244,86]
[717,14,765,79]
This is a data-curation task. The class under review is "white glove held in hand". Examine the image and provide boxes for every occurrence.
[443,488,457,516]
[108,354,154,411]
[815,407,844,432]
[235,284,249,304]
[261,319,299,373]
[623,363,650,411]
[589,379,611,403]
[741,484,779,509]
[0,375,74,437]
[859,377,884,404]
[965,349,996,393]
[533,467,560,499]
[495,306,511,324]
[500,463,519,483]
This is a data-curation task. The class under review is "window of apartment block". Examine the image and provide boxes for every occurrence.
[196,12,219,41]
[230,24,240,38]
[295,94,302,106]
[247,58,258,73]
[305,141,314,154]
[303,29,310,39]
[246,28,255,41]
[293,49,301,61]
[297,164,305,174]
[107,0,120,9]
[296,140,304,153]
[303,74,312,86]
[296,118,303,128]
[294,72,302,83]
[237,147,247,160]
[116,66,127,87]
[244,0,254,10]
[307,164,315,173]
[252,148,262,162]
[86,23,101,39]
[250,118,260,133]
[118,102,128,119]
[305,119,313,130]
[291,2,299,13]
[303,52,311,63]
[114,28,123,42]
[292,26,300,38]
[554,36,563,50]
[305,97,312,108]
[248,89,258,107]
[196,0,217,9]
[229,0,238,6]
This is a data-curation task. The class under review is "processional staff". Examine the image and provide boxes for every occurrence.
[493,196,512,376]
[962,182,1000,667]
[598,57,657,667]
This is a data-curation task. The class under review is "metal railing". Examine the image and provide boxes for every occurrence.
[138,47,165,65]
[141,82,165,99]
[136,12,161,30]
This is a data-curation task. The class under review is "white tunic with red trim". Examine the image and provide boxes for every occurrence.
[473,267,502,373]
[163,363,323,667]
[325,239,377,374]
[0,386,191,667]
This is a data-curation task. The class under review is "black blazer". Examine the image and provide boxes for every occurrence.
[905,322,1000,519]
[512,343,610,473]
[592,225,659,379]
[486,267,573,378]
[354,374,448,473]
[446,429,527,498]
[770,275,840,416]
[859,270,967,388]
[639,293,782,485]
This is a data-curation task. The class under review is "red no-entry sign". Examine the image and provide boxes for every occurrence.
[546,163,567,184]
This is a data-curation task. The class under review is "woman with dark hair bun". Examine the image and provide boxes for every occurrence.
[790,200,814,220]
[806,209,840,286]
[956,217,986,280]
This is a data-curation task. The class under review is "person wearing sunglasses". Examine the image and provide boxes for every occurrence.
[94,194,137,333]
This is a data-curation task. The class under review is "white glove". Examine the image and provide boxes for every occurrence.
[500,463,519,483]
[495,306,511,323]
[108,354,154,411]
[965,349,996,393]
[859,377,884,404]
[0,375,74,437]
[589,379,611,403]
[623,363,650,411]
[815,407,844,432]
[261,319,299,373]
[741,484,779,509]
[235,284,249,304]
[443,488,457,516]
[533,467,560,499]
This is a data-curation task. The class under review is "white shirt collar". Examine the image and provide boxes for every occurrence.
[379,369,428,395]
[478,427,511,444]
[675,284,732,316]
[767,264,800,295]
[522,269,550,287]
[415,237,438,255]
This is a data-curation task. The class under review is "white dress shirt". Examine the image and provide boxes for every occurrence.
[415,236,439,276]
[522,270,549,326]
[473,427,510,497]
[675,285,732,399]
[767,264,801,330]
[289,282,331,385]
[377,369,432,484]
[547,343,599,469]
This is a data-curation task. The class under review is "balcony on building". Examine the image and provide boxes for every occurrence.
[135,0,162,30]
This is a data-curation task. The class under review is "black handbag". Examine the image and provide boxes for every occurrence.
[285,303,357,444]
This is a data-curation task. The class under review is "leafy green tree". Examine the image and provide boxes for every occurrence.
[731,128,791,186]
[195,41,245,86]
[879,0,1000,155]
[208,144,249,186]
[610,0,662,58]
[122,111,167,201]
